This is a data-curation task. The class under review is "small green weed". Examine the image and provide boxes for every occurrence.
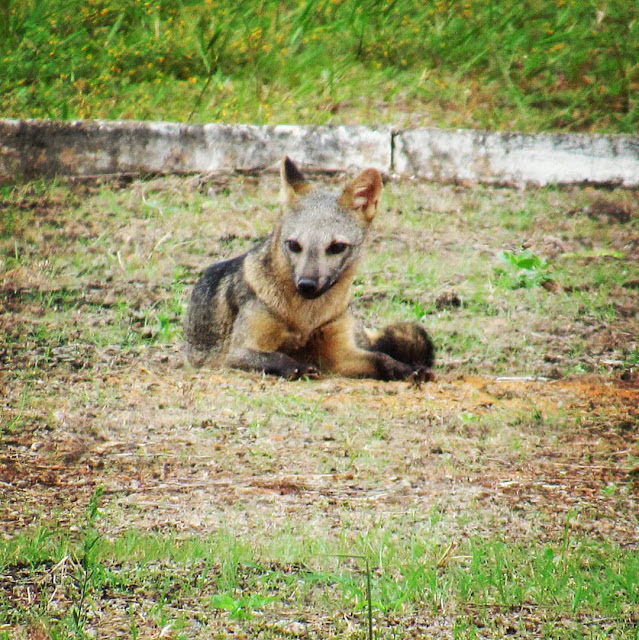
[68,486,106,636]
[624,348,639,367]
[207,593,273,621]
[494,249,553,289]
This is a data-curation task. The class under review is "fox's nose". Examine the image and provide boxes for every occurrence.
[297,278,320,298]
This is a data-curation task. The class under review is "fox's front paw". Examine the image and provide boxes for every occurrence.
[375,354,434,383]
[287,364,320,381]
[408,366,435,387]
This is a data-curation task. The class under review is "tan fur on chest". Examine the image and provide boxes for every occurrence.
[243,248,354,335]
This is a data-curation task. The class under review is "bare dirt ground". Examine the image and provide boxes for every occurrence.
[1,175,638,637]
[2,349,637,543]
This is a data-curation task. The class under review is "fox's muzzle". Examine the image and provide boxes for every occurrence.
[296,278,334,300]
[296,278,321,299]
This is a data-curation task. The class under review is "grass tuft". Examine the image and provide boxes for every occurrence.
[0,0,636,131]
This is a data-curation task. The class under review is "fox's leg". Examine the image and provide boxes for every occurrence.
[227,349,316,379]
[186,344,213,368]
[226,306,318,379]
[315,315,432,381]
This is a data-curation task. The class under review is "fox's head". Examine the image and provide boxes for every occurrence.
[277,156,382,300]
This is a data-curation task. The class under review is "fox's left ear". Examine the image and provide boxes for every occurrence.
[338,169,383,223]
[280,156,311,209]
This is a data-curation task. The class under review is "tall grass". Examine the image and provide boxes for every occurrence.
[0,0,636,132]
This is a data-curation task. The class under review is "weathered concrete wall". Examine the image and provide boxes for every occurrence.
[0,120,390,181]
[394,129,639,187]
[1,118,638,187]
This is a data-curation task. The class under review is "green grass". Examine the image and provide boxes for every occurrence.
[0,0,636,132]
[2,501,638,638]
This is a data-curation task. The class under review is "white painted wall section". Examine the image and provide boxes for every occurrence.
[394,129,639,187]
[1,119,637,187]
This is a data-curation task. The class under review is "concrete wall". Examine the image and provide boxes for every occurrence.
[0,120,390,181]
[1,118,637,187]
[394,129,639,187]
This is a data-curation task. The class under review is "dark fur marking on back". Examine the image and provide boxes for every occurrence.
[186,255,246,350]
[197,256,245,299]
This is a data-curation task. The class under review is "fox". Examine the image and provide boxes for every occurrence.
[184,157,434,382]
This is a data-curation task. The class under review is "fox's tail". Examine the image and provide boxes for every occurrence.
[363,322,435,368]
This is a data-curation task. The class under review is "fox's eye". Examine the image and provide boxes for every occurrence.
[286,239,303,253]
[326,242,348,255]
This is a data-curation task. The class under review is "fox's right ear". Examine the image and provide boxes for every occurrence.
[280,156,310,209]
[338,168,383,223]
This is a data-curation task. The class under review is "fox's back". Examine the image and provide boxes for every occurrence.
[185,254,250,366]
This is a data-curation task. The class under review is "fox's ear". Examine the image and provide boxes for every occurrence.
[280,156,311,208]
[338,168,383,223]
